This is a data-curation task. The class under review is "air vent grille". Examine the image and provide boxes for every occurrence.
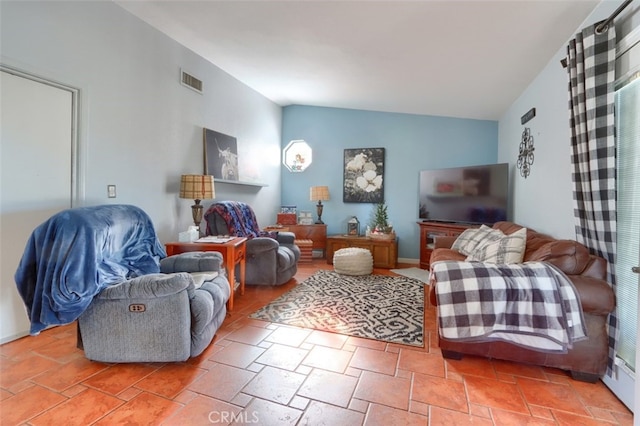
[181,69,203,94]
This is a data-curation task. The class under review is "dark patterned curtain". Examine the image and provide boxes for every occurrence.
[565,23,617,376]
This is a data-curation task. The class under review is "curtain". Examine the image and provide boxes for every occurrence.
[565,23,618,376]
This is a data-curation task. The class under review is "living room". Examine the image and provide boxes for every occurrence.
[1,0,638,424]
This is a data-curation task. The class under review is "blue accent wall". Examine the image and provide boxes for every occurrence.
[282,105,499,260]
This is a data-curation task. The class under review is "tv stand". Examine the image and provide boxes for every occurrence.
[417,221,479,269]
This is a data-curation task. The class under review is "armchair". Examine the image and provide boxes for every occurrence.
[79,252,229,362]
[204,201,300,285]
[15,204,230,362]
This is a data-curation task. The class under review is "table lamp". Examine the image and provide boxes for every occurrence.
[310,185,330,224]
[179,174,215,230]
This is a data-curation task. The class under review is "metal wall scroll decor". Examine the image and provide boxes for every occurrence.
[517,127,535,178]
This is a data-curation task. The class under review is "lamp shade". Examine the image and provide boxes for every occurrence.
[179,174,215,200]
[310,185,330,201]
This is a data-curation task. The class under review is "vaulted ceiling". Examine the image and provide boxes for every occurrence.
[116,1,600,120]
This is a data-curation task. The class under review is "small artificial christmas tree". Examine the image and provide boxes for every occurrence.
[371,203,393,234]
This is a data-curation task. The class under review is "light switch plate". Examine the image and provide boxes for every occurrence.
[107,185,116,198]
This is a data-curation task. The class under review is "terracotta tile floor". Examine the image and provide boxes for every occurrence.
[0,260,633,425]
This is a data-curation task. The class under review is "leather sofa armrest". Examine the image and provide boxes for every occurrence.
[526,240,591,275]
[435,236,457,249]
[581,256,608,280]
[430,249,466,266]
[429,284,438,307]
[568,275,615,315]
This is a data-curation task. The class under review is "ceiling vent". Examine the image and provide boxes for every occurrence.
[180,69,203,94]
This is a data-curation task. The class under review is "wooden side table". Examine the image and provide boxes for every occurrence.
[165,237,247,311]
[287,224,327,257]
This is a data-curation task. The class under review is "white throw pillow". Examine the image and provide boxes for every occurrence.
[451,225,504,256]
[466,227,527,264]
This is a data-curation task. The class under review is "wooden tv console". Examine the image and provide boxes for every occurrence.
[326,235,398,269]
[417,221,477,269]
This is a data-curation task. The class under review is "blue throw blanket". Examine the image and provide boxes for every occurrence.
[15,204,166,334]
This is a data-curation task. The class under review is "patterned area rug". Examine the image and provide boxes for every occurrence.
[249,270,424,347]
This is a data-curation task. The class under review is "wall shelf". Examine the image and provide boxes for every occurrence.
[214,178,268,187]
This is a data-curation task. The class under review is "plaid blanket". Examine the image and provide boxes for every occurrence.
[432,261,586,353]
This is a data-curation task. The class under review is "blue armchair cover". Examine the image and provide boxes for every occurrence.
[15,204,166,334]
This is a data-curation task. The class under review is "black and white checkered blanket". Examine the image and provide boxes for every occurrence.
[432,261,587,353]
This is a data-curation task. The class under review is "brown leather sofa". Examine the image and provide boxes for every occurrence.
[429,221,615,382]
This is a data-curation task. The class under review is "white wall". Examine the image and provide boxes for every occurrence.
[497,1,624,239]
[0,1,283,341]
[0,1,283,239]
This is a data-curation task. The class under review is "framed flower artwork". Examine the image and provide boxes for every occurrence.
[343,147,385,203]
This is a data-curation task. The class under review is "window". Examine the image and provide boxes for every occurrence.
[283,140,312,172]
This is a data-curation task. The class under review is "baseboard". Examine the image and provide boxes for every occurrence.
[0,330,30,345]
[398,257,420,265]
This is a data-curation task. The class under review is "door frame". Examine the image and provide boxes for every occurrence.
[0,64,82,204]
[0,64,82,343]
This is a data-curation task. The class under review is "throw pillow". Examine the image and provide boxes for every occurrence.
[466,227,527,264]
[451,225,504,256]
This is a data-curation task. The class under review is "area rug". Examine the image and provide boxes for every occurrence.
[249,270,424,347]
[390,267,431,283]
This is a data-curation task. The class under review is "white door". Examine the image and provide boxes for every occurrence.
[0,68,76,342]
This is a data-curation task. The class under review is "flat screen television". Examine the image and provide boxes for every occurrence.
[418,163,509,225]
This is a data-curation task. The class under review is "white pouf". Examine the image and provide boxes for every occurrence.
[333,247,373,276]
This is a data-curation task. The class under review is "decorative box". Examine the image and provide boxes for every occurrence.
[277,213,297,225]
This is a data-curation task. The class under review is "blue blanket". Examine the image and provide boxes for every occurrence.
[15,204,166,334]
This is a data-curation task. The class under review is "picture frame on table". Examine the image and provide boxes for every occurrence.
[299,211,313,225]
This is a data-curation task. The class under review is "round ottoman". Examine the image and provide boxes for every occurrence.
[333,247,373,276]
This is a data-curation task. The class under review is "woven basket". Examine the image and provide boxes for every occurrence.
[333,247,373,276]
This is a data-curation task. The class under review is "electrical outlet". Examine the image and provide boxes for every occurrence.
[107,185,116,198]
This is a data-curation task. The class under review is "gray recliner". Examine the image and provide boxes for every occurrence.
[15,204,230,363]
[78,252,230,362]
[204,201,300,285]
